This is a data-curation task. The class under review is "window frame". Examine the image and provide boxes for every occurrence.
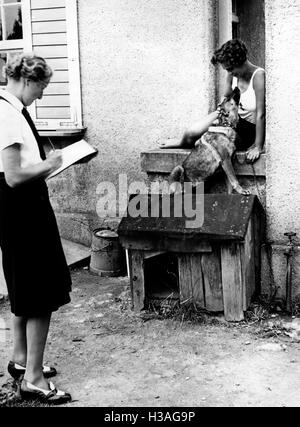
[0,0,83,134]
[0,0,28,49]
[0,0,31,86]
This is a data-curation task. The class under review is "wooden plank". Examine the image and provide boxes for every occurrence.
[45,57,68,70]
[178,255,193,304]
[36,107,71,119]
[119,235,212,253]
[51,70,69,83]
[32,32,67,46]
[190,254,205,306]
[233,152,266,176]
[221,243,244,321]
[31,0,66,10]
[44,82,69,95]
[129,250,145,312]
[140,150,266,177]
[201,249,223,312]
[253,205,264,294]
[32,20,67,34]
[31,8,66,22]
[242,218,256,310]
[118,194,257,241]
[178,254,205,306]
[33,45,68,58]
[143,251,166,260]
[37,95,70,107]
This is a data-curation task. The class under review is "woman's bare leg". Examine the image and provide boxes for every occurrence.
[11,315,27,366]
[24,315,51,389]
[159,111,219,149]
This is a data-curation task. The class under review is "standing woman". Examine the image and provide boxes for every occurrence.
[0,53,72,404]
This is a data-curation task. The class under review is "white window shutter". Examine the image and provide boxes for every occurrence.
[29,0,82,130]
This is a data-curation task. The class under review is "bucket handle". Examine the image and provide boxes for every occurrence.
[91,242,113,252]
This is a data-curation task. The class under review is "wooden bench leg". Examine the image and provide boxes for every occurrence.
[129,250,145,312]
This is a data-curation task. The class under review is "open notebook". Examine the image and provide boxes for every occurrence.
[46,139,98,179]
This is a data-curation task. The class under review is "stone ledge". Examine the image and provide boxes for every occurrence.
[141,150,266,177]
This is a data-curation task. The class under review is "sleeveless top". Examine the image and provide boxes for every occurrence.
[233,68,265,124]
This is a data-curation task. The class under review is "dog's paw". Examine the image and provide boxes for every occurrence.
[169,182,183,194]
[233,184,251,196]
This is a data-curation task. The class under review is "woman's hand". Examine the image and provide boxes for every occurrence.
[246,145,262,163]
[46,150,63,172]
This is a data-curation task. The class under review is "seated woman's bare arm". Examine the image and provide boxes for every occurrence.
[223,73,234,98]
[1,143,63,188]
[246,70,266,162]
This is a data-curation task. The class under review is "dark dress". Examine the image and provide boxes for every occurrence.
[235,117,256,151]
[0,98,71,317]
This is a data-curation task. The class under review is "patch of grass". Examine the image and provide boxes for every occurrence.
[144,295,221,325]
[245,303,270,324]
[0,379,52,408]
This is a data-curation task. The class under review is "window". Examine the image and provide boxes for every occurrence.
[0,0,29,85]
[0,0,23,47]
[0,0,83,134]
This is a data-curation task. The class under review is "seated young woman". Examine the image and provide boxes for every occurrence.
[160,39,265,163]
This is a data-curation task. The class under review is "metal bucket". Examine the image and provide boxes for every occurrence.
[90,229,125,277]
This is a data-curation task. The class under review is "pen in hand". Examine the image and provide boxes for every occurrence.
[47,137,56,152]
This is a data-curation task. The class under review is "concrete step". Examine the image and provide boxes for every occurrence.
[61,238,91,269]
[0,249,7,296]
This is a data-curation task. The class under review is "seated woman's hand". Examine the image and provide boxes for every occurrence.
[246,145,262,163]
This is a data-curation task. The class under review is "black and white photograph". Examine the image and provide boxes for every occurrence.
[0,0,299,411]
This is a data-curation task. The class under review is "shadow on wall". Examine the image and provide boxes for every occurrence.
[237,0,265,69]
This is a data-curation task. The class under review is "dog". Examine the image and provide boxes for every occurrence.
[169,87,250,195]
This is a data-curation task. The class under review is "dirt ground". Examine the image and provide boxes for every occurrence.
[1,268,300,408]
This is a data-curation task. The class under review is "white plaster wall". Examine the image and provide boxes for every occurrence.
[73,0,217,215]
[265,0,300,295]
[265,0,300,243]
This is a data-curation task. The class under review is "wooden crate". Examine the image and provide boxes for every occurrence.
[118,194,264,322]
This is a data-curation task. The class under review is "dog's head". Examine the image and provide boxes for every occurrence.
[217,87,240,129]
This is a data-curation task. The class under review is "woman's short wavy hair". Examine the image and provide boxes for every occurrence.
[4,53,53,82]
[211,39,248,67]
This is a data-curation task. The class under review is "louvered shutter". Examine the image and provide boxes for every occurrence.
[28,0,82,130]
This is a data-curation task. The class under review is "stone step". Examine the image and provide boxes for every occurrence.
[61,238,91,269]
[0,248,7,296]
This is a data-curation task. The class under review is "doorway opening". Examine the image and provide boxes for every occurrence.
[232,0,265,69]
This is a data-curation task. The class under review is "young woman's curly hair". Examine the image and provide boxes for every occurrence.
[211,39,248,67]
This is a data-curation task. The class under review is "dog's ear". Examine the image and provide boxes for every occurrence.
[232,87,241,105]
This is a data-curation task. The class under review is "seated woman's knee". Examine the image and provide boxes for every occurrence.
[182,130,199,148]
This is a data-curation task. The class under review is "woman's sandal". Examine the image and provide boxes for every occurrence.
[8,361,57,380]
[20,379,72,405]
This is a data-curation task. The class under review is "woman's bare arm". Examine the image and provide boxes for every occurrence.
[246,70,266,162]
[223,73,234,98]
[1,143,63,188]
